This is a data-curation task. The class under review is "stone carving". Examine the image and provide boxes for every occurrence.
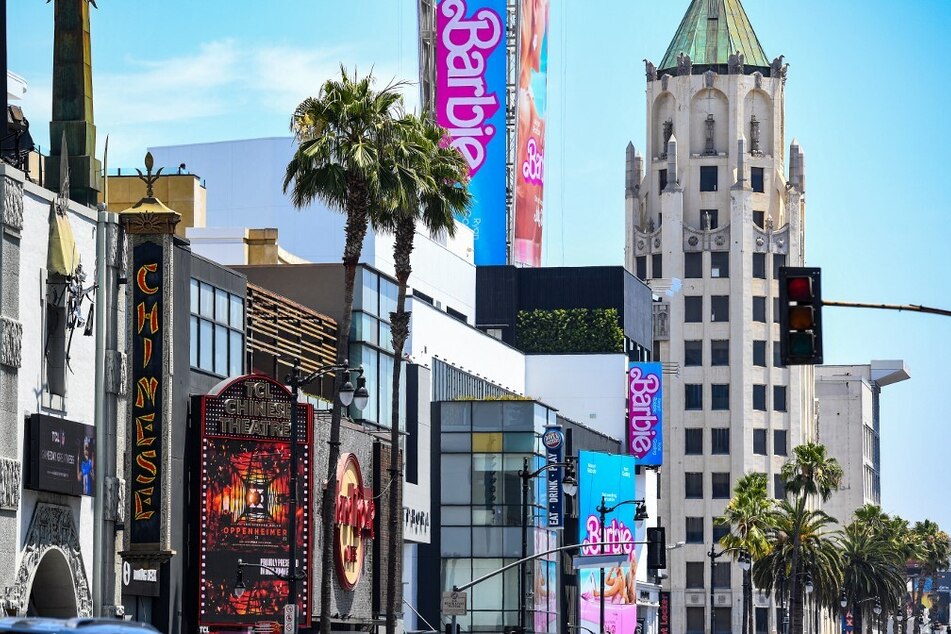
[715,235,725,247]
[636,240,645,250]
[728,52,744,75]
[653,303,670,341]
[750,115,762,156]
[704,70,716,88]
[677,53,692,76]
[653,237,661,249]
[105,476,125,522]
[2,178,23,232]
[704,114,716,155]
[661,74,671,91]
[648,218,656,233]
[120,211,180,236]
[756,237,765,247]
[753,71,763,89]
[771,56,788,83]
[0,317,23,368]
[765,217,774,232]
[0,458,20,510]
[687,235,699,247]
[3,503,93,617]
[644,59,657,82]
[105,350,126,396]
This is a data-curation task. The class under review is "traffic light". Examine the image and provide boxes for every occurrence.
[647,526,666,571]
[778,267,823,365]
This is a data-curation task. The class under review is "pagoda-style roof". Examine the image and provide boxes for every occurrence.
[658,0,769,73]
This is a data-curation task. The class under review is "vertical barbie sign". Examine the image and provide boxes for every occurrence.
[436,0,508,265]
[628,362,663,466]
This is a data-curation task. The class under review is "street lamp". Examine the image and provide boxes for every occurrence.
[707,547,728,634]
[594,497,647,634]
[736,551,752,634]
[518,456,578,634]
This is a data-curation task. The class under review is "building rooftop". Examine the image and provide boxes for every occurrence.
[659,0,769,73]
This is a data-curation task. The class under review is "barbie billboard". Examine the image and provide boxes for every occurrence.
[513,0,549,267]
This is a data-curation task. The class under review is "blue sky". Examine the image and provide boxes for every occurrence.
[11,1,951,530]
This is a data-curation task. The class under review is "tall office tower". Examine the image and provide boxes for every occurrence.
[626,2,815,632]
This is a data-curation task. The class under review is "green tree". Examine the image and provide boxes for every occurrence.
[718,473,774,634]
[839,519,905,634]
[910,520,951,634]
[381,113,471,634]
[284,66,408,634]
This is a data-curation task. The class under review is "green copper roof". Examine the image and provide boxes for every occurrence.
[659,0,769,72]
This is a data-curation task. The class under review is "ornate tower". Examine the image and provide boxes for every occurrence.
[45,0,102,207]
[628,2,814,633]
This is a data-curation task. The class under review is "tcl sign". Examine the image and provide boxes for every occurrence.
[334,453,376,591]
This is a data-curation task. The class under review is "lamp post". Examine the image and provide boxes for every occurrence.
[594,497,647,634]
[260,359,368,634]
[707,547,727,634]
[518,456,578,634]
[738,551,752,634]
[840,590,881,634]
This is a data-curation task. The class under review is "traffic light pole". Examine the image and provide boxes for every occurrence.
[822,300,951,318]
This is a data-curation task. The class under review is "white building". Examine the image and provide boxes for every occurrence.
[627,1,815,632]
[816,361,910,527]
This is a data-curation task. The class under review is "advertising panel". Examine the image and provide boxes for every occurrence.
[334,453,375,591]
[26,414,95,497]
[197,376,313,631]
[658,591,670,634]
[578,451,638,634]
[513,0,549,267]
[628,362,663,466]
[435,0,508,265]
[542,426,564,529]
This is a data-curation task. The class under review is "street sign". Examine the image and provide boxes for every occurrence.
[572,553,629,569]
[284,604,297,634]
[441,591,467,616]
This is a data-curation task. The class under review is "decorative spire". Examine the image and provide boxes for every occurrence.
[136,152,164,199]
[658,0,769,75]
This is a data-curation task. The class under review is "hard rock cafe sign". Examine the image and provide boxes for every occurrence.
[334,453,375,591]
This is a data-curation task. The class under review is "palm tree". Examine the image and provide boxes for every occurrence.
[778,442,844,634]
[381,114,471,634]
[284,66,408,634]
[910,520,951,634]
[718,473,774,634]
[839,520,905,634]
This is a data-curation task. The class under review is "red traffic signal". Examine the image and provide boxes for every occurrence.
[778,267,823,365]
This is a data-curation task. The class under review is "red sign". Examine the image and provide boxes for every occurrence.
[334,453,375,591]
[658,591,670,634]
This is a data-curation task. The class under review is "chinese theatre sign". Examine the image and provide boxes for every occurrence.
[335,453,375,591]
[198,376,313,631]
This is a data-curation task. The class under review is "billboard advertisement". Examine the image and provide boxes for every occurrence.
[513,0,549,267]
[197,376,313,631]
[26,414,95,497]
[578,451,638,634]
[628,362,663,466]
[542,426,564,529]
[436,0,508,265]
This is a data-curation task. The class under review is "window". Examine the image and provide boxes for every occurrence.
[711,340,729,366]
[753,210,765,229]
[714,606,733,634]
[753,384,767,411]
[773,253,786,279]
[685,296,703,322]
[652,254,663,279]
[700,166,718,191]
[711,384,729,410]
[753,340,767,366]
[701,209,719,230]
[756,607,769,634]
[685,473,703,499]
[710,251,729,278]
[773,341,783,367]
[684,340,703,366]
[685,517,704,544]
[685,562,705,589]
[773,297,781,323]
[685,384,703,410]
[712,472,731,498]
[713,562,731,588]
[753,429,767,455]
[659,169,668,193]
[774,429,788,456]
[685,428,703,455]
[684,252,703,278]
[774,474,786,500]
[686,607,705,634]
[635,256,647,280]
[711,296,729,322]
[753,296,767,322]
[753,252,766,278]
[190,279,245,377]
[774,385,788,412]
[712,520,730,543]
[711,428,730,454]
[751,167,765,192]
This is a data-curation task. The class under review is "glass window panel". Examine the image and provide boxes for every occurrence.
[441,558,472,594]
[685,429,703,455]
[229,330,243,377]
[190,279,199,314]
[753,429,767,455]
[360,268,379,316]
[441,432,471,452]
[774,430,788,456]
[714,606,732,634]
[503,402,535,431]
[711,428,730,454]
[357,347,378,423]
[685,562,705,588]
[685,296,703,322]
[774,385,788,412]
[229,295,244,329]
[199,282,214,318]
[711,384,729,410]
[472,402,504,431]
[710,251,729,278]
[472,530,504,558]
[472,507,503,526]
[501,528,522,558]
[473,453,503,506]
[686,607,705,634]
[440,527,471,556]
[773,254,787,280]
[189,315,198,368]
[635,256,647,281]
[503,562,520,611]
[215,288,229,324]
[773,341,783,367]
[379,321,393,353]
[711,340,729,366]
[753,340,767,366]
[471,610,503,628]
[685,517,704,543]
[753,296,767,322]
[379,352,394,427]
[472,433,503,453]
[712,473,731,498]
[441,455,472,504]
[380,278,398,321]
[684,340,702,366]
[713,562,731,588]
[472,557,504,611]
[652,253,663,279]
[214,324,228,375]
[685,384,703,410]
[352,313,379,346]
[753,252,766,279]
[700,166,718,191]
[440,506,470,526]
[503,433,535,453]
[199,319,213,370]
[441,402,471,432]
[712,520,730,543]
[754,211,765,229]
[685,473,703,499]
[711,296,729,322]
[685,252,703,278]
[753,384,767,411]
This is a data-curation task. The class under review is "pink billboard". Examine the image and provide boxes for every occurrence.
[513,0,549,267]
[628,362,663,466]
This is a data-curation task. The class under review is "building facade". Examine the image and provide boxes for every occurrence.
[626,2,816,632]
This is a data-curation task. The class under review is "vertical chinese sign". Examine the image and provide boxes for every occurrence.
[513,0,549,267]
[435,0,508,265]
[198,376,313,632]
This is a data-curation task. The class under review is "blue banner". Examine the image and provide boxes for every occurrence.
[628,362,663,466]
[543,426,564,530]
[578,451,638,634]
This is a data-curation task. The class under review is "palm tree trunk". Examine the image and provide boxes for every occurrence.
[913,577,924,634]
[788,496,806,634]
[385,216,415,634]
[319,190,370,634]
